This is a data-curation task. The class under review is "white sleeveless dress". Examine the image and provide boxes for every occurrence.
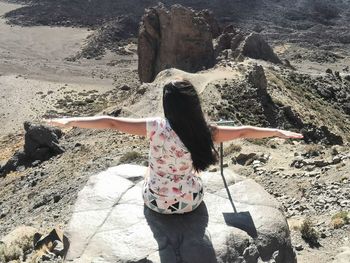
[142,117,204,214]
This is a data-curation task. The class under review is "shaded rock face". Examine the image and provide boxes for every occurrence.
[241,33,282,64]
[138,4,216,83]
[215,29,282,64]
[210,65,343,145]
[302,124,343,145]
[66,164,296,263]
[216,65,281,127]
[0,122,64,177]
[280,106,343,145]
[23,121,64,161]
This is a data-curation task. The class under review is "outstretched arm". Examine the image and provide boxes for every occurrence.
[212,125,303,143]
[45,116,147,136]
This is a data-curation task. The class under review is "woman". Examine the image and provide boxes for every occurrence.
[47,79,303,214]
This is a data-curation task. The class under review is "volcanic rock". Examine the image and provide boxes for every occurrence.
[23,121,64,161]
[0,122,64,177]
[215,30,281,64]
[240,33,282,64]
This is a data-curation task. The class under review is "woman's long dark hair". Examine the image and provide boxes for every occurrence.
[163,79,218,171]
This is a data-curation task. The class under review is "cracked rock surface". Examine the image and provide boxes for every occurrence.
[66,164,296,263]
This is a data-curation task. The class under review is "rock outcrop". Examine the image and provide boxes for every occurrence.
[130,65,344,145]
[240,33,282,64]
[138,4,216,83]
[0,122,64,177]
[66,164,296,263]
[23,122,64,161]
[71,16,138,60]
[215,28,282,64]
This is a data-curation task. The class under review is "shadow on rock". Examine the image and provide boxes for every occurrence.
[144,202,217,263]
[223,211,257,239]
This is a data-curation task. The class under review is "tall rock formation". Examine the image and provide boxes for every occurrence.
[138,4,216,83]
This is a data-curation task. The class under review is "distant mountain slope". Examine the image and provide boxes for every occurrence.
[3,0,350,48]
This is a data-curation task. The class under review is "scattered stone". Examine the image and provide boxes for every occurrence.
[332,156,342,164]
[334,71,341,80]
[0,206,9,219]
[33,228,69,260]
[234,153,258,165]
[209,167,218,172]
[53,195,62,203]
[120,84,131,91]
[295,244,303,251]
[107,108,122,117]
[326,68,333,74]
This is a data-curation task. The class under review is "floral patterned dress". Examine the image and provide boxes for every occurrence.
[143,117,204,214]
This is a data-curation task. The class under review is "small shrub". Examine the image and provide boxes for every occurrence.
[336,162,346,169]
[0,243,23,262]
[0,243,5,263]
[119,151,144,164]
[331,211,349,229]
[223,143,242,156]
[300,218,319,247]
[303,144,323,157]
[332,217,345,229]
[0,234,34,262]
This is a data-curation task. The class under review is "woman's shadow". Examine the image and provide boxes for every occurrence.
[144,202,217,263]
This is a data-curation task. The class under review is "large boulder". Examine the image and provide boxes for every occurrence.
[0,122,64,177]
[23,121,64,161]
[138,4,216,83]
[65,164,296,263]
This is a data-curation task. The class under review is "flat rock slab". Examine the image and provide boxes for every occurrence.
[66,164,296,263]
[333,246,350,263]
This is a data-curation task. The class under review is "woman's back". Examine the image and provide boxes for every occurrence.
[143,117,204,214]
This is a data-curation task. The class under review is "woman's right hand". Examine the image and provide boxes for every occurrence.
[276,129,303,139]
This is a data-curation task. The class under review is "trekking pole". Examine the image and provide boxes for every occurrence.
[216,120,237,213]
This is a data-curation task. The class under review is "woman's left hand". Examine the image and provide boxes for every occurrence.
[44,118,71,128]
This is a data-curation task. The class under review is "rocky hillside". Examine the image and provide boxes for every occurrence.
[3,0,350,56]
[0,1,349,263]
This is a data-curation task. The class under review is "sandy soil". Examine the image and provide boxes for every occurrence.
[0,1,138,136]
